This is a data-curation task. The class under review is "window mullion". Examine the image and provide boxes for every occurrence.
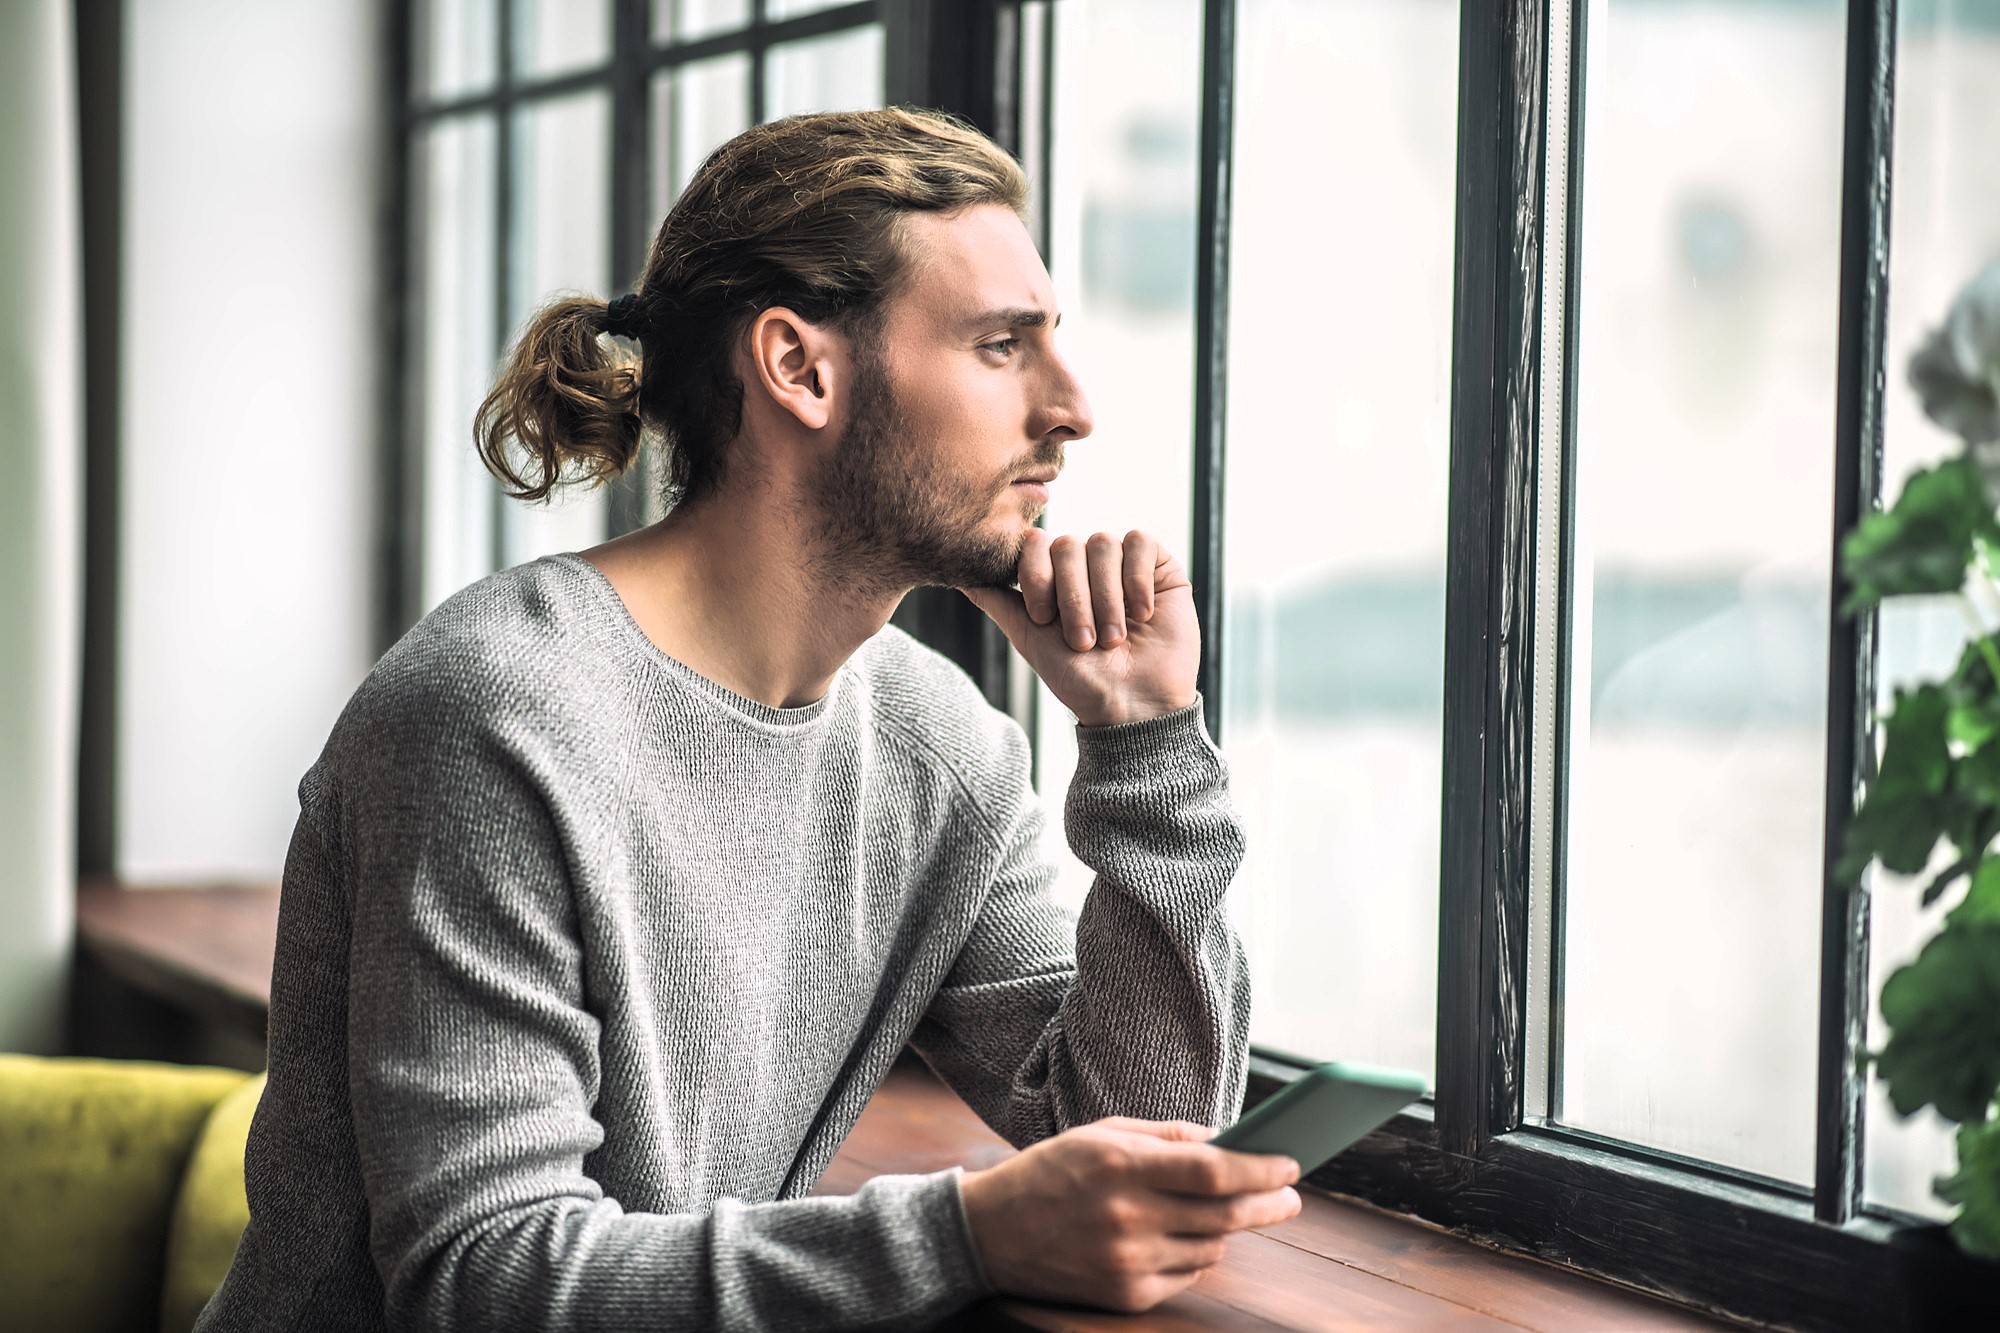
[1815,0,1898,1229]
[605,0,653,539]
[1434,0,1546,1156]
[1190,0,1235,744]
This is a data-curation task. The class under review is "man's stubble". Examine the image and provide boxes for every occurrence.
[807,341,1058,597]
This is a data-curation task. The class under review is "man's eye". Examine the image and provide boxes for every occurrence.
[981,338,1020,358]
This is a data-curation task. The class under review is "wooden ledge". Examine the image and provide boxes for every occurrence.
[76,877,280,1042]
[821,1061,1737,1332]
[76,881,1738,1330]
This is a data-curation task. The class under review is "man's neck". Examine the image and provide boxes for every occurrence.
[580,488,906,711]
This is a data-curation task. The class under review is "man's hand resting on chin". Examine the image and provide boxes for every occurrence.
[958,1118,1302,1312]
[961,529,1199,727]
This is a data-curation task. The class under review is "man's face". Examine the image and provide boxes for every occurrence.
[808,204,1093,592]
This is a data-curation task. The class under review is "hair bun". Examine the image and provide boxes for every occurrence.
[604,293,641,339]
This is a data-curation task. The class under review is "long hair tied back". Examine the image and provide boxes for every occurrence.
[472,106,1028,510]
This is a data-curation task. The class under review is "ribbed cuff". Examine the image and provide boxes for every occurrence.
[1072,694,1214,772]
[944,1166,997,1296]
[858,1167,996,1307]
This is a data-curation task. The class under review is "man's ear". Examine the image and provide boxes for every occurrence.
[748,307,838,432]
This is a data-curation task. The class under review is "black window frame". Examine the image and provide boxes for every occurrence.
[384,2,1920,1328]
[1214,2,1908,1330]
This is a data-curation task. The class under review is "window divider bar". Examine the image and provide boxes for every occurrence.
[381,0,423,645]
[606,0,654,540]
[1189,0,1236,744]
[1525,0,1581,1128]
[489,7,516,576]
[1544,0,1594,1131]
[1435,0,1546,1155]
[749,0,768,123]
[1815,0,1897,1228]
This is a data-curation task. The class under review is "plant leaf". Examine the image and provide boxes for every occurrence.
[1949,858,2000,927]
[1875,920,2000,1123]
[1938,1117,2000,1261]
[1949,699,2000,750]
[1838,684,1958,885]
[1840,456,2000,615]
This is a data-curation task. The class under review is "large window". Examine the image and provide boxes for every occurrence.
[395,1,1996,1327]
[1025,1,1985,1327]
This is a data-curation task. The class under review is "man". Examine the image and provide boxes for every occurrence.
[197,106,1299,1333]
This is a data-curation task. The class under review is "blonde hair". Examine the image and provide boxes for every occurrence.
[473,106,1029,507]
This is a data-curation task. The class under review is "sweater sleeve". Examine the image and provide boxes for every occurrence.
[338,680,990,1333]
[908,696,1252,1146]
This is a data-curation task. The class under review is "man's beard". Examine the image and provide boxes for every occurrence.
[806,347,1056,595]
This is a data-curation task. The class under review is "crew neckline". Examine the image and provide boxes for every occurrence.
[545,551,841,731]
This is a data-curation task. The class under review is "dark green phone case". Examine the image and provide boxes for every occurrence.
[1210,1060,1429,1175]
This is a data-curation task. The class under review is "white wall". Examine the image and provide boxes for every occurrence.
[0,0,81,1053]
[120,0,381,882]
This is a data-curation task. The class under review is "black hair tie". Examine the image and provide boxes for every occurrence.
[604,293,642,339]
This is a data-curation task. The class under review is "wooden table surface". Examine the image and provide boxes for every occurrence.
[77,881,1740,1332]
[819,1061,1737,1333]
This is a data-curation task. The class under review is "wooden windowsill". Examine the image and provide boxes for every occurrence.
[77,880,1740,1331]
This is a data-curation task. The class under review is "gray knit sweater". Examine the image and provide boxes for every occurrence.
[194,552,1251,1333]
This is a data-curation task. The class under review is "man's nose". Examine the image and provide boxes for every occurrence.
[1040,353,1094,443]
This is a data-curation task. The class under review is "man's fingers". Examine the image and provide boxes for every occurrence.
[1097,1117,1218,1142]
[1122,530,1159,622]
[1154,1186,1302,1237]
[1129,1141,1301,1196]
[1148,1233,1230,1274]
[1049,536,1094,650]
[1087,533,1127,647]
[1018,528,1057,626]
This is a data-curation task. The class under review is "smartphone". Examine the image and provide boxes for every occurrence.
[1210,1060,1429,1176]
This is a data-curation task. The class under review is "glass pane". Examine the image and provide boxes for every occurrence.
[513,0,611,79]
[425,0,500,99]
[655,0,751,43]
[1220,0,1459,1075]
[1865,0,2000,1222]
[767,0,853,18]
[503,92,613,567]
[651,53,753,218]
[1556,0,1848,1182]
[1032,0,1201,913]
[419,116,499,611]
[763,25,885,120]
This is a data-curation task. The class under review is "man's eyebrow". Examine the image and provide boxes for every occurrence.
[965,306,1060,332]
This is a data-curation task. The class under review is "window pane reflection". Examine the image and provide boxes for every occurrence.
[764,26,885,120]
[1033,0,1201,913]
[513,0,611,80]
[419,117,499,611]
[1865,0,2000,1222]
[502,92,613,567]
[651,54,753,218]
[425,0,499,99]
[654,0,751,43]
[1220,0,1459,1076]
[1557,0,1847,1182]
[767,0,854,18]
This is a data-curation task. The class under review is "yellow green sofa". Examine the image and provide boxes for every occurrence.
[0,1054,265,1333]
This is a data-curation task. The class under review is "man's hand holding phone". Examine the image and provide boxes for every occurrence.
[957,1117,1302,1313]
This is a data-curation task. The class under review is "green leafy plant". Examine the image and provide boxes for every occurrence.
[1839,259,2000,1259]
